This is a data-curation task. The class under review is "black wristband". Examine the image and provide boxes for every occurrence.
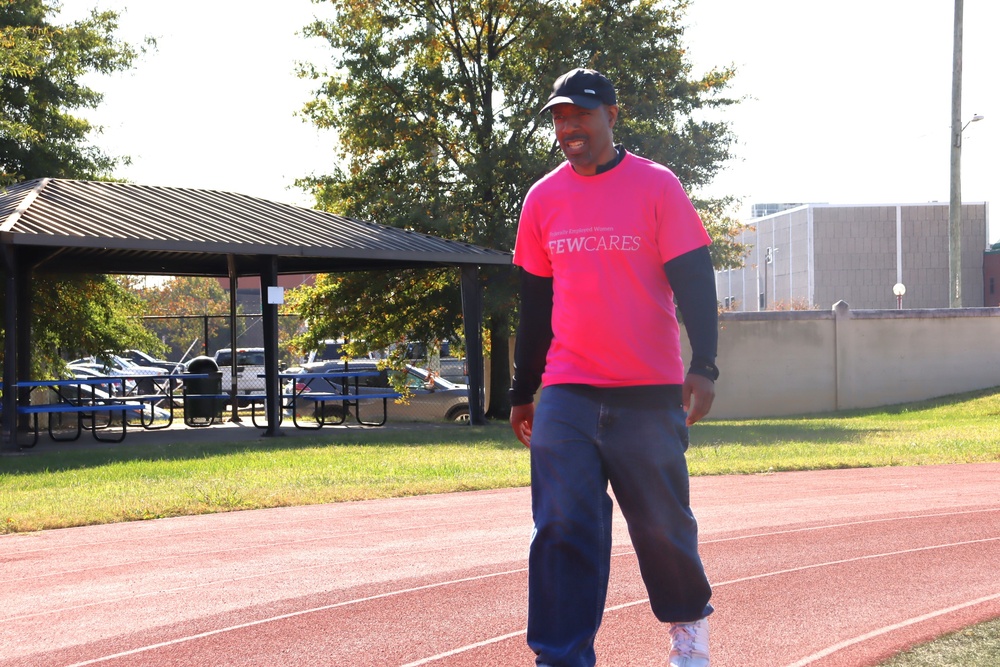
[687,361,719,382]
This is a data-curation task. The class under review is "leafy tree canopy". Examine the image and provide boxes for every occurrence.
[1,1,156,377]
[1,0,150,185]
[0,275,161,377]
[133,277,306,364]
[133,277,232,361]
[294,0,743,417]
[285,267,464,364]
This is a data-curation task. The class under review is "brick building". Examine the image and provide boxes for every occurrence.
[985,246,1000,307]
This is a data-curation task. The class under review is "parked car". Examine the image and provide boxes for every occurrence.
[285,360,470,423]
[211,348,267,406]
[306,339,381,364]
[307,339,347,364]
[67,354,170,393]
[121,349,184,375]
[435,357,469,385]
[398,340,467,384]
[67,363,138,394]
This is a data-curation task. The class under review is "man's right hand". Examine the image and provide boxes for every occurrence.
[510,403,535,447]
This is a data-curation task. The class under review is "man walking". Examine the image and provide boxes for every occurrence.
[509,68,719,667]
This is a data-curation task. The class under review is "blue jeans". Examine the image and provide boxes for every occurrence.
[527,384,713,667]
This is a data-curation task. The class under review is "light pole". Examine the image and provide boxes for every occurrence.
[949,111,984,308]
[762,246,774,310]
[948,0,985,308]
[948,0,963,308]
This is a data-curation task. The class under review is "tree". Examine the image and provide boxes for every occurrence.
[296,0,742,418]
[1,0,149,185]
[133,278,306,365]
[0,275,161,377]
[1,1,154,375]
[285,267,463,364]
[134,277,233,361]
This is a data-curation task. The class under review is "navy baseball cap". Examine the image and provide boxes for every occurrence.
[540,68,617,113]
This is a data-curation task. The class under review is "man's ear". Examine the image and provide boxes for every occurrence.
[606,104,619,129]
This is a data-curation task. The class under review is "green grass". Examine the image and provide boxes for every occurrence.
[2,388,999,534]
[878,618,1000,666]
[0,427,528,532]
[686,387,1000,474]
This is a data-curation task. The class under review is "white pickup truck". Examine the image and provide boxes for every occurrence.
[214,348,266,405]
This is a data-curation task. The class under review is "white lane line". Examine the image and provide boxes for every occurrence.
[701,507,1000,545]
[711,535,1000,587]
[60,568,528,667]
[398,630,528,667]
[10,505,995,581]
[17,506,997,621]
[5,539,528,622]
[397,535,1000,665]
[43,515,1000,665]
[780,592,1000,667]
[1,514,524,583]
[605,535,1000,607]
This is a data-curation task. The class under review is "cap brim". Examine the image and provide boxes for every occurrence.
[539,95,604,114]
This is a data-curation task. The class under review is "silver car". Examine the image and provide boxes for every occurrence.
[285,361,470,423]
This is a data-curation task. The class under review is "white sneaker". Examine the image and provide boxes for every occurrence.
[668,618,710,667]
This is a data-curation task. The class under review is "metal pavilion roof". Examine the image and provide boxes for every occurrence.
[0,178,511,276]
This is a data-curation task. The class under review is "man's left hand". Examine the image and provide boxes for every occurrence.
[683,373,715,426]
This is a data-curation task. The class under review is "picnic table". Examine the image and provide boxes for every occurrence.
[7,372,233,446]
[113,373,185,429]
[13,378,145,447]
[250,371,401,429]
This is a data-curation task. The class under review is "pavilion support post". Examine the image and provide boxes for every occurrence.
[15,259,32,433]
[226,255,241,423]
[259,256,283,437]
[460,265,486,425]
[1,244,18,451]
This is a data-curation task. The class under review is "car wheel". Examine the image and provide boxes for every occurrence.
[448,406,470,423]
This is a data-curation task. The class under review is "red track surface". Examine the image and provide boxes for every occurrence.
[2,463,998,666]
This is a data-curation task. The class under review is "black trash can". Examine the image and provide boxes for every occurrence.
[183,356,223,424]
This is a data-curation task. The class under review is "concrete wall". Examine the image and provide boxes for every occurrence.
[683,304,1000,418]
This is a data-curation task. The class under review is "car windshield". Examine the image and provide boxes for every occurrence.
[216,350,265,366]
[238,351,265,365]
[402,366,464,390]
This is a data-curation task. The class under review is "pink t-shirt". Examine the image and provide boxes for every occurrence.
[513,152,711,387]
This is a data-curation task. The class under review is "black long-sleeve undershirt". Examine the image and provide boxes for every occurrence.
[509,245,719,407]
[664,245,720,382]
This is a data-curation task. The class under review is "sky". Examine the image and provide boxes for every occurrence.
[65,0,999,243]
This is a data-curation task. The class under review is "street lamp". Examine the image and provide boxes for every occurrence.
[962,114,985,132]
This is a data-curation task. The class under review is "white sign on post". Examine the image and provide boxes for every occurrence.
[266,286,285,305]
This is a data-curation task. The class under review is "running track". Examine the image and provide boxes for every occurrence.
[2,463,998,666]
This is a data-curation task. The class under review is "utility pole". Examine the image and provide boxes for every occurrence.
[948,0,963,308]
